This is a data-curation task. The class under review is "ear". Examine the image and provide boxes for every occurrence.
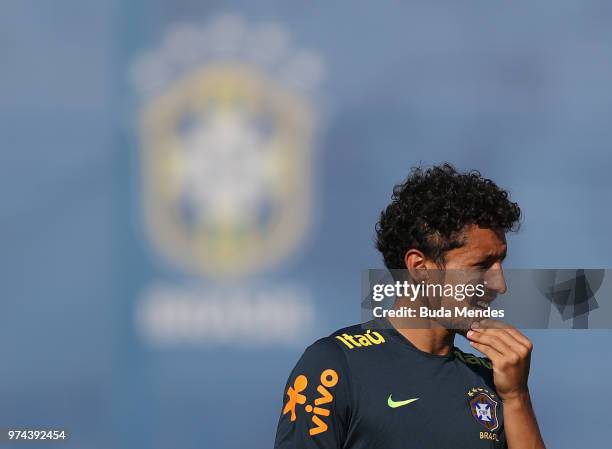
[404,249,429,282]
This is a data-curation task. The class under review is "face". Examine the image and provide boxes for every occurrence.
[443,224,507,283]
[404,224,508,330]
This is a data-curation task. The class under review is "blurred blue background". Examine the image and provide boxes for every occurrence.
[1,1,612,448]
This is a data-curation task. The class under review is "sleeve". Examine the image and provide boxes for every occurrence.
[273,338,352,449]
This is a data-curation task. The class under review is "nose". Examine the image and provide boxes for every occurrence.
[484,264,507,294]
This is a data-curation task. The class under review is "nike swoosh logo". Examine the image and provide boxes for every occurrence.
[387,394,419,408]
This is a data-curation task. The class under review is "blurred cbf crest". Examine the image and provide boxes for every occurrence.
[130,14,325,279]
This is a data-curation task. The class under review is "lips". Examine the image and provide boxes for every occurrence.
[475,300,489,309]
[473,294,497,309]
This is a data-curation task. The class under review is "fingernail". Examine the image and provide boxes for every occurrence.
[467,330,474,338]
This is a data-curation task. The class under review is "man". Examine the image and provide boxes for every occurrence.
[274,164,545,449]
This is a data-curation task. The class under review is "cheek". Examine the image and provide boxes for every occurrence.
[442,261,461,270]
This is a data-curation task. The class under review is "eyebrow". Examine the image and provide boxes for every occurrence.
[476,249,507,265]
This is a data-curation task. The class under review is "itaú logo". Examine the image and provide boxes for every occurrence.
[334,329,385,349]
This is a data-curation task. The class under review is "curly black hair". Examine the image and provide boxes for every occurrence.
[375,163,521,268]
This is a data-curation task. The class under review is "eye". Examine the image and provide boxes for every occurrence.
[481,259,505,270]
[475,259,496,270]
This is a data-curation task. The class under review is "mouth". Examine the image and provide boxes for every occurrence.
[474,300,489,310]
[472,294,496,310]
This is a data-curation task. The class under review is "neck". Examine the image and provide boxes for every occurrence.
[388,297,456,355]
[390,321,456,356]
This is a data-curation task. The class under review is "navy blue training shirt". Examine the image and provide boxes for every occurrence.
[274,319,506,449]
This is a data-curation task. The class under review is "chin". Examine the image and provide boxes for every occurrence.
[454,328,469,337]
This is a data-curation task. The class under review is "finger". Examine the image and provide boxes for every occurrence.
[466,330,513,356]
[502,328,533,351]
[476,328,530,355]
[468,340,503,361]
[475,320,532,352]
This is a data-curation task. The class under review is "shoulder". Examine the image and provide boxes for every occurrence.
[453,347,495,388]
[299,323,361,362]
[296,322,388,370]
[453,347,499,394]
[328,322,388,351]
[283,329,358,403]
[453,347,493,370]
[300,334,347,364]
